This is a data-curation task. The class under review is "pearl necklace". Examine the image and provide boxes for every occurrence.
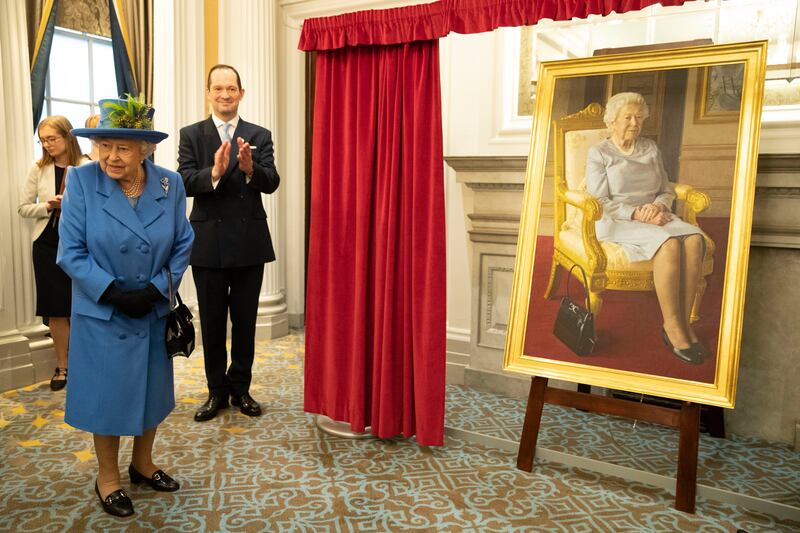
[122,170,145,198]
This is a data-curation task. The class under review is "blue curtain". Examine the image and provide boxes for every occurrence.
[30,0,59,130]
[108,0,138,97]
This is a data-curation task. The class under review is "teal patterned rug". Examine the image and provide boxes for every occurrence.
[1,330,797,532]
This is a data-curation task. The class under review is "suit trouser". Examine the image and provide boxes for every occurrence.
[193,264,264,396]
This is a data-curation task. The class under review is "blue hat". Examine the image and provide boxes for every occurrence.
[71,96,168,143]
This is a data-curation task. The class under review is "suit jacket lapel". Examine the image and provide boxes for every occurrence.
[202,117,221,155]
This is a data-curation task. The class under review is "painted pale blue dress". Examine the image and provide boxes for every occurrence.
[57,160,194,436]
[585,137,702,262]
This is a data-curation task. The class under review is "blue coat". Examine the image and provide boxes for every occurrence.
[57,160,194,436]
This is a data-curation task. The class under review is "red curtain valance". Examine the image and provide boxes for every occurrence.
[299,0,694,51]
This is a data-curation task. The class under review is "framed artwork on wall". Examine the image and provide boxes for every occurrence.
[694,63,746,123]
[503,41,768,408]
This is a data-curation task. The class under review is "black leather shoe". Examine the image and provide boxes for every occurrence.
[49,367,67,391]
[662,329,703,365]
[95,482,134,517]
[691,341,709,360]
[231,392,262,417]
[129,464,180,492]
[194,394,229,422]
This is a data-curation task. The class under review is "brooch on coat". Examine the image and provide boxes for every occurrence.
[160,177,170,194]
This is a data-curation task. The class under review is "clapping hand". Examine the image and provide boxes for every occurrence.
[211,141,231,180]
[236,137,254,176]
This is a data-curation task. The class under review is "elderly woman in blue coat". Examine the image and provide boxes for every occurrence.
[57,96,194,518]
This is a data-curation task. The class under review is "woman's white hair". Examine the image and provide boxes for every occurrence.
[603,92,650,128]
[89,137,157,158]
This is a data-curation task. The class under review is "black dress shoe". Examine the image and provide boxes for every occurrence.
[231,392,262,417]
[129,464,180,492]
[662,329,703,365]
[95,482,134,517]
[194,394,229,422]
[49,367,67,391]
[691,341,709,360]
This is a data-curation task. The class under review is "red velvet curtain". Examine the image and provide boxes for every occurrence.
[298,0,694,51]
[304,40,446,446]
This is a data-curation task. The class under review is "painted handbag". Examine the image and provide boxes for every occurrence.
[553,264,596,356]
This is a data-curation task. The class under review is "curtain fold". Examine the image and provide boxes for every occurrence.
[304,40,446,446]
[299,0,695,51]
[29,0,58,129]
[108,0,152,99]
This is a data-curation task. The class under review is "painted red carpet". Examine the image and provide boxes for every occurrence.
[523,218,730,384]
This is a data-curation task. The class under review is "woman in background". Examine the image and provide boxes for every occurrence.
[18,116,88,390]
[83,114,100,161]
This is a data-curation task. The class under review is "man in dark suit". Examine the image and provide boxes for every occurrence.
[178,64,280,421]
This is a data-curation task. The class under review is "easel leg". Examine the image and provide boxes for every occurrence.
[676,402,700,513]
[517,376,548,472]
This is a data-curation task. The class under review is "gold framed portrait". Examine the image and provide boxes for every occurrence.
[503,41,767,408]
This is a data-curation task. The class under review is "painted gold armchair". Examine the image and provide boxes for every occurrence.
[543,103,715,319]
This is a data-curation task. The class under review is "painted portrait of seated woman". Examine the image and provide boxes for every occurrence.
[585,92,711,365]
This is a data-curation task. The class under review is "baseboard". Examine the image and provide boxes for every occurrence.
[288,313,305,329]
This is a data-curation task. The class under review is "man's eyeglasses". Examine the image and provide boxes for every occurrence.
[38,136,63,145]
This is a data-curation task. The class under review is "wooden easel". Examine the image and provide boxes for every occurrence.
[517,376,701,513]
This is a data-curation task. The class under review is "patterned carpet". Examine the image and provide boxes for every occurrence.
[0,330,798,532]
[445,386,800,508]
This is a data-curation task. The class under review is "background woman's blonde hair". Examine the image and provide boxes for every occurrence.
[36,115,83,168]
[85,114,100,128]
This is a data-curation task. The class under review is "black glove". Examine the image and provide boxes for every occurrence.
[101,283,162,318]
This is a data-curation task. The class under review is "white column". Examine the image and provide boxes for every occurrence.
[219,0,288,339]
[0,0,51,391]
[277,8,307,328]
[153,0,206,318]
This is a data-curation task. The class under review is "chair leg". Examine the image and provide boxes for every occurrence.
[544,260,562,300]
[589,291,603,317]
[690,277,707,323]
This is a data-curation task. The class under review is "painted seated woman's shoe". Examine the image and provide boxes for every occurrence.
[662,329,703,365]
[690,341,709,360]
[129,464,180,492]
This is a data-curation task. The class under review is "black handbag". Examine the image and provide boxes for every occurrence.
[553,264,596,356]
[165,269,195,359]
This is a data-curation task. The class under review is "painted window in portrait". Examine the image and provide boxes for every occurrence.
[504,41,768,408]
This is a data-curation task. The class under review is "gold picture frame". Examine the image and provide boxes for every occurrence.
[503,41,767,408]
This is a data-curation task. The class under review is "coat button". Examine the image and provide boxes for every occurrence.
[140,244,150,254]
[117,276,125,283]
[137,330,146,338]
[239,194,244,199]
[136,274,145,282]
[119,333,127,340]
[216,218,222,223]
[119,245,128,253]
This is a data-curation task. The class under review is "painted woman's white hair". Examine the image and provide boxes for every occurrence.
[604,92,649,128]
